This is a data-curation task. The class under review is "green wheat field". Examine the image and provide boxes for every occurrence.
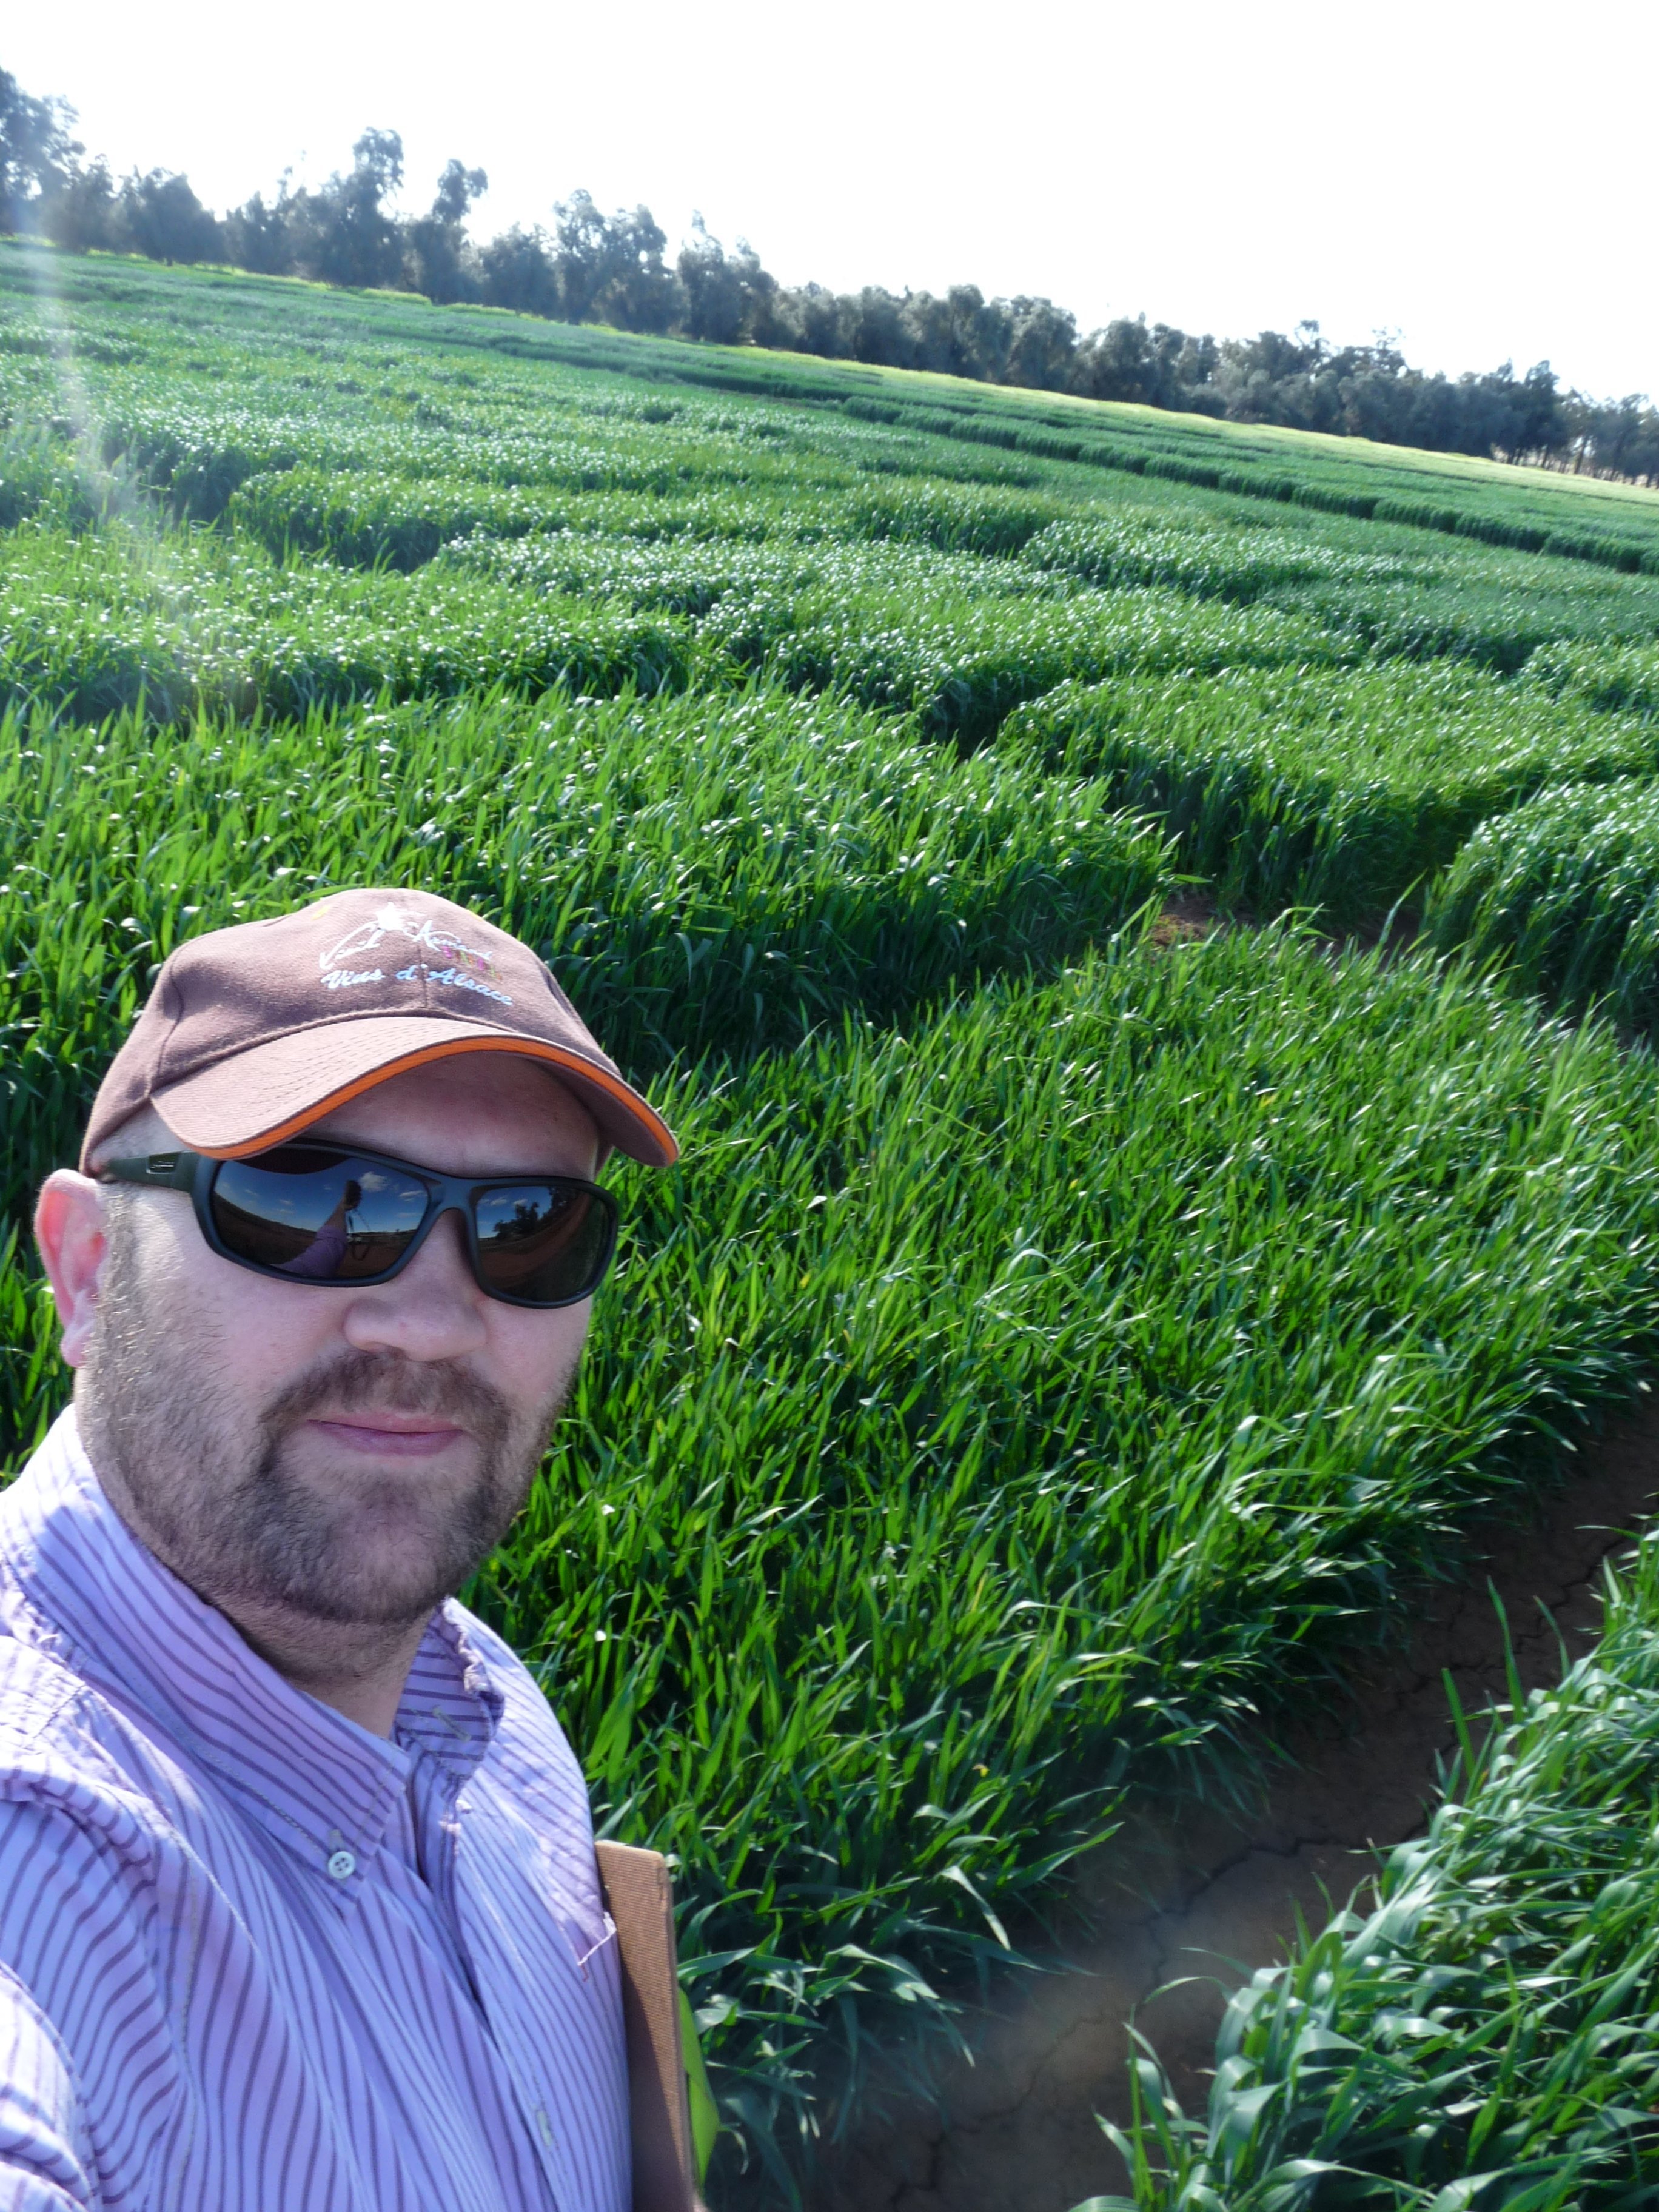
[8,241,1659,2208]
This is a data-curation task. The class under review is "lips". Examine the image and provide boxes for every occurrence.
[260,1349,514,1466]
[305,1415,469,1459]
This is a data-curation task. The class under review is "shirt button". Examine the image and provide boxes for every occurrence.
[326,1849,357,1882]
[536,2106,554,2148]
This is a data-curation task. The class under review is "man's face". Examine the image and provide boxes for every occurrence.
[67,1056,600,1637]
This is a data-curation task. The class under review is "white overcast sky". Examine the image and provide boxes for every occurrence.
[7,0,1656,399]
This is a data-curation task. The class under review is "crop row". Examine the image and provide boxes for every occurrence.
[12,269,1659,699]
[1426,778,1659,1034]
[0,521,1339,739]
[1004,660,1659,921]
[1017,513,1431,602]
[0,683,1170,1228]
[504,930,1659,2140]
[0,346,1041,523]
[1124,1529,1659,2206]
[826,370,1659,546]
[0,525,692,722]
[9,502,1659,987]
[10,520,1659,939]
[217,461,1659,666]
[707,580,1328,743]
[13,526,1659,968]
[230,469,1078,570]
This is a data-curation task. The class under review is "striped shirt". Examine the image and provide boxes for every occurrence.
[0,1410,629,2212]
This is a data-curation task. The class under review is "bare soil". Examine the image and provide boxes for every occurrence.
[816,1397,1659,2212]
[1145,890,1219,950]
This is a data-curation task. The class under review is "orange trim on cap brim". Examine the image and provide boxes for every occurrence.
[190,1036,679,1167]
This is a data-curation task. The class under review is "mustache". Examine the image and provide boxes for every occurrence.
[258,1349,512,1447]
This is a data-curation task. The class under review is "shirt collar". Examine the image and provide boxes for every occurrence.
[0,1409,502,1893]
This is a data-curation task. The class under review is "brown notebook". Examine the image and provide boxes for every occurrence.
[595,1839,708,2212]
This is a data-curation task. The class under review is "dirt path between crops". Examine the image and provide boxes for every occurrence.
[816,1398,1659,2212]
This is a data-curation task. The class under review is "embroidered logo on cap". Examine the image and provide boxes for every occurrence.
[318,903,514,1007]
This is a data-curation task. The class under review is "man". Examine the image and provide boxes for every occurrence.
[0,888,678,2212]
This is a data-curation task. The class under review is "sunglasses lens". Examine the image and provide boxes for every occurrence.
[209,1150,615,1305]
[474,1183,614,1304]
[210,1148,429,1282]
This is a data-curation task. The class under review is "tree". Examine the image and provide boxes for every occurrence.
[223,178,299,276]
[479,225,560,318]
[844,286,913,368]
[1071,315,1182,405]
[38,158,116,253]
[349,126,403,202]
[897,286,1012,380]
[550,189,614,323]
[783,282,847,358]
[117,169,222,264]
[726,237,780,344]
[678,215,745,345]
[952,285,1014,380]
[1566,394,1659,483]
[596,203,679,333]
[674,222,779,347]
[407,158,487,303]
[547,192,679,331]
[1213,325,1327,423]
[304,128,406,290]
[1170,330,1222,410]
[431,156,486,228]
[0,67,80,232]
[1004,296,1077,390]
[1512,360,1567,461]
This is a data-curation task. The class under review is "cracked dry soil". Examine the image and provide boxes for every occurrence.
[817,1400,1659,2212]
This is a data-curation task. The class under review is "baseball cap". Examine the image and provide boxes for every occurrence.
[80,889,677,1172]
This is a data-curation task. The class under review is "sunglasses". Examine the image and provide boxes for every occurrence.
[102,1144,619,1309]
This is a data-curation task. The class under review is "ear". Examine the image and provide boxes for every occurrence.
[35,1171,112,1370]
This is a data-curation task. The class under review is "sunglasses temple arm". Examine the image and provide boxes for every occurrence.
[102,1153,203,1193]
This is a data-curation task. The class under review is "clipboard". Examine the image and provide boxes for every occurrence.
[595,1838,711,2212]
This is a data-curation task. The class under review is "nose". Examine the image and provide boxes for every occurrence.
[340,1207,489,1361]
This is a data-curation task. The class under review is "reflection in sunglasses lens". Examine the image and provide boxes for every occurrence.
[212,1150,427,1281]
[476,1184,609,1302]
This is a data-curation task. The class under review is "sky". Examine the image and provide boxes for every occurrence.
[8,0,1657,400]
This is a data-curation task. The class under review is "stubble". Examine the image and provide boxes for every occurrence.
[78,1200,568,1633]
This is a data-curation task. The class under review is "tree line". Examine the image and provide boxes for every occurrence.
[3,64,1655,483]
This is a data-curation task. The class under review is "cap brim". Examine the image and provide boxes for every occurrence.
[149,1014,679,1168]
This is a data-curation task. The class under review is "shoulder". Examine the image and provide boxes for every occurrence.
[0,1959,99,2208]
[0,1709,183,2208]
[0,1646,176,2059]
[0,1631,82,1754]
[0,1635,174,1883]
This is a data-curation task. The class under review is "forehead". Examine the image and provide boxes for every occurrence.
[299,1056,600,1179]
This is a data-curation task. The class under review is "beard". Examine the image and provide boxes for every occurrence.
[77,1202,570,1634]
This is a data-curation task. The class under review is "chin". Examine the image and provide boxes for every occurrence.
[289,1536,472,1626]
[326,1487,501,1598]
